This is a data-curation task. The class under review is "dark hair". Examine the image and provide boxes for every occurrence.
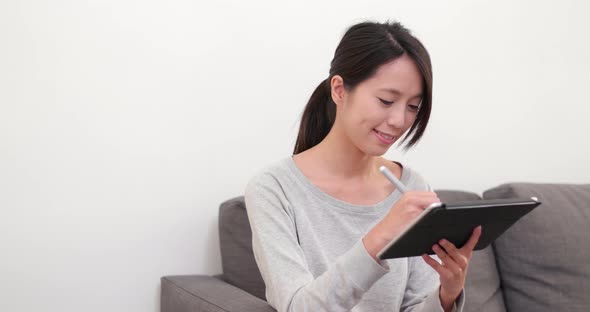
[293,21,433,154]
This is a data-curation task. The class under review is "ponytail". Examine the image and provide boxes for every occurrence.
[293,78,336,154]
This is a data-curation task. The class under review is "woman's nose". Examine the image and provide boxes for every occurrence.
[386,103,406,128]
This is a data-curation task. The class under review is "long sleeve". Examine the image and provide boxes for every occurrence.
[244,173,389,312]
[400,256,465,312]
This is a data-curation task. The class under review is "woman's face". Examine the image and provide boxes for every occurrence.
[333,54,424,156]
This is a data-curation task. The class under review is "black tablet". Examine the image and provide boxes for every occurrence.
[377,197,542,260]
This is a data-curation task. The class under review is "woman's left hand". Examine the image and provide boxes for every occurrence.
[422,226,482,310]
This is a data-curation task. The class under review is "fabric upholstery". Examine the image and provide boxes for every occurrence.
[161,275,275,312]
[219,196,266,300]
[484,183,590,312]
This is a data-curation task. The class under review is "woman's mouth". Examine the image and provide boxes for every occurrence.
[373,129,396,144]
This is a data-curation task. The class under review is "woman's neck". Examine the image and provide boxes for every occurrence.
[303,125,381,181]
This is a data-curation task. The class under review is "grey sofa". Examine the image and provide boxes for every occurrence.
[161,183,590,312]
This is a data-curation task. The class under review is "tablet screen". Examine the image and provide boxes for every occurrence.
[377,197,541,259]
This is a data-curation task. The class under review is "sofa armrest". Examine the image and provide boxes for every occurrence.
[161,275,275,312]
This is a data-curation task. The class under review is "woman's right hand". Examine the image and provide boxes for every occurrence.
[362,191,440,261]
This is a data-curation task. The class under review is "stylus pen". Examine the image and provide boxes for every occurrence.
[379,165,408,193]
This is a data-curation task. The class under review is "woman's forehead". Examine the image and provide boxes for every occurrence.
[368,55,423,95]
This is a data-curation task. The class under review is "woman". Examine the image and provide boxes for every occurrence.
[245,20,481,312]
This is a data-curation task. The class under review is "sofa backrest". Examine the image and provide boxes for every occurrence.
[484,183,590,312]
[218,196,266,300]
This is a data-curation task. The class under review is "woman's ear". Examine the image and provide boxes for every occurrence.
[330,75,346,106]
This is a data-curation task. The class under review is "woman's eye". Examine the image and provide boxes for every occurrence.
[408,104,420,112]
[379,98,394,105]
[379,98,420,112]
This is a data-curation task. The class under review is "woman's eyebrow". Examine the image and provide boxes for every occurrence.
[379,87,401,95]
[379,88,422,98]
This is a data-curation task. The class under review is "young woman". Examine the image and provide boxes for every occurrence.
[245,21,481,312]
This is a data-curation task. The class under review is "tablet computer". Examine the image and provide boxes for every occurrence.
[377,197,542,260]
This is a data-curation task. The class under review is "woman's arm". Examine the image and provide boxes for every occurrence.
[401,256,465,312]
[245,172,389,312]
[362,183,477,312]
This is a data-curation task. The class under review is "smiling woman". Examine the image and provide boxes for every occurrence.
[331,54,425,155]
[244,21,479,312]
[294,21,432,155]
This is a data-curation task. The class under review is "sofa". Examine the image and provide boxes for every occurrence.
[161,182,590,312]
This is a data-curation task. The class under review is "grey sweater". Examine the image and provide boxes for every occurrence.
[245,157,465,312]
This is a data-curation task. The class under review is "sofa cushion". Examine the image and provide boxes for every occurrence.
[161,275,275,312]
[436,190,506,312]
[484,183,590,312]
[219,196,266,300]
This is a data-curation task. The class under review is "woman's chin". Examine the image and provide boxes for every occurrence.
[361,144,390,157]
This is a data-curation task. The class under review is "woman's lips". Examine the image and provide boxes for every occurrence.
[373,129,396,144]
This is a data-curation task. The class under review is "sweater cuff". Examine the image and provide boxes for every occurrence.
[338,239,389,291]
[422,287,466,312]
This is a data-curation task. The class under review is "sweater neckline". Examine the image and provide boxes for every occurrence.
[284,156,411,214]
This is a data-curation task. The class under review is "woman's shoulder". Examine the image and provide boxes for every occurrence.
[248,156,292,179]
[382,159,432,192]
[245,157,296,192]
[244,157,306,217]
[405,167,432,191]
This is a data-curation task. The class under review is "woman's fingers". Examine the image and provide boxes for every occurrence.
[437,226,482,270]
[400,191,440,210]
[424,230,481,301]
[432,244,463,275]
[438,239,468,270]
[421,254,453,279]
[460,226,483,253]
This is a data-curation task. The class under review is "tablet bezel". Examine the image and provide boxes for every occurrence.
[376,197,541,260]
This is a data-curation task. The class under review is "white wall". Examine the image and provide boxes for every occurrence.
[1,0,588,311]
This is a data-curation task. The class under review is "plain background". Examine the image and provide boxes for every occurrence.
[1,0,589,311]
